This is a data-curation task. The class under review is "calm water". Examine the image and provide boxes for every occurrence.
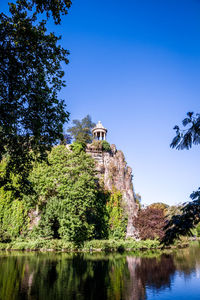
[0,243,200,300]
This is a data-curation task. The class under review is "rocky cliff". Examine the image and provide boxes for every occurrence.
[86,143,138,238]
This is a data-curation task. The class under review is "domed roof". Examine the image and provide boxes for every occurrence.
[92,121,107,132]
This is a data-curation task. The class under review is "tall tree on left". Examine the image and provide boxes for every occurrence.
[0,1,71,197]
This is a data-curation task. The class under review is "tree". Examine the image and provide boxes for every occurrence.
[162,189,200,245]
[21,0,72,24]
[133,207,166,240]
[149,202,169,212]
[162,112,200,245]
[9,0,72,25]
[170,112,200,150]
[164,204,183,220]
[28,145,107,243]
[0,1,70,196]
[67,115,96,144]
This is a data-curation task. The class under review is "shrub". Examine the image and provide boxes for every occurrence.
[101,140,111,152]
[90,140,102,150]
[133,207,166,240]
[70,141,86,153]
[90,140,111,152]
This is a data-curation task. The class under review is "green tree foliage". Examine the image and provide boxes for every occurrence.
[28,145,107,243]
[67,115,95,144]
[162,190,200,245]
[149,202,170,217]
[90,140,111,152]
[0,159,28,241]
[171,112,200,150]
[162,112,200,245]
[149,202,169,211]
[22,0,72,24]
[0,143,130,243]
[0,1,70,196]
[133,207,166,240]
[101,140,111,152]
[106,189,127,239]
[164,204,182,220]
[0,196,28,241]
[70,141,86,153]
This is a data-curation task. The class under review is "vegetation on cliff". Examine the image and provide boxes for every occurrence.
[106,189,128,239]
[0,144,127,244]
[1,140,195,247]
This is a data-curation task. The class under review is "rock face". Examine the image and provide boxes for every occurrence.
[28,207,41,230]
[86,143,138,238]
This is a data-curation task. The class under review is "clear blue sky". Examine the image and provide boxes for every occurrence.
[2,0,200,205]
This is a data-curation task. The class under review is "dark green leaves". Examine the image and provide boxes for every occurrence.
[163,111,200,244]
[162,189,200,245]
[170,112,200,150]
[0,2,70,195]
[17,0,72,24]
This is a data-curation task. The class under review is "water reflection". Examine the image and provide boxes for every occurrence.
[0,242,200,300]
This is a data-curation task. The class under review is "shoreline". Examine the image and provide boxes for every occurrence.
[0,238,192,253]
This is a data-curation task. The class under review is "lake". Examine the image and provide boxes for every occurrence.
[0,242,200,300]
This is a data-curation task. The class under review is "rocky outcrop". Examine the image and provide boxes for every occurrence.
[86,143,138,238]
[28,207,41,230]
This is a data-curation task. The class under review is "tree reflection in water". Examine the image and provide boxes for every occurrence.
[0,242,200,300]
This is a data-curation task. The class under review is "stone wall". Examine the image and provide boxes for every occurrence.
[86,143,138,238]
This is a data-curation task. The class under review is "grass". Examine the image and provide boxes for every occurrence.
[0,236,192,252]
[0,238,163,252]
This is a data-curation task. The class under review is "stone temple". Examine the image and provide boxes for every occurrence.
[92,121,107,141]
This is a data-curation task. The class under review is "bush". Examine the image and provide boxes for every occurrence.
[101,140,111,152]
[133,207,166,240]
[90,140,102,150]
[70,141,86,153]
[0,238,161,252]
[89,140,111,152]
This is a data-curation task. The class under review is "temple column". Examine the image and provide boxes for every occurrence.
[92,121,107,142]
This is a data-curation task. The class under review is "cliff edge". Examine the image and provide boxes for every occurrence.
[86,143,138,238]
